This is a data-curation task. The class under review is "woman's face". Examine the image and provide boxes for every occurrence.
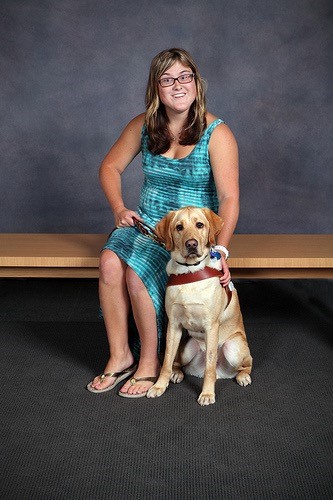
[158,61,197,115]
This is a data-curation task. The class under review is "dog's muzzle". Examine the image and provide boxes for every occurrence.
[185,239,198,255]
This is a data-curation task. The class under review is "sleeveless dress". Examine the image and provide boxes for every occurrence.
[103,118,224,359]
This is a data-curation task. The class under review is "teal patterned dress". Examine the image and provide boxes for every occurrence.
[103,118,224,359]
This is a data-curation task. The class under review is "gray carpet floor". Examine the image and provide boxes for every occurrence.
[0,278,332,500]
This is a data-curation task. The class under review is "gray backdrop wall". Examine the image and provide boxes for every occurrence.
[1,0,331,234]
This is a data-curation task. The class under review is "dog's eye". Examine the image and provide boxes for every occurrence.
[196,222,204,229]
[176,224,183,232]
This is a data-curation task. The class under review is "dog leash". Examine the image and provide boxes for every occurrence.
[132,217,166,248]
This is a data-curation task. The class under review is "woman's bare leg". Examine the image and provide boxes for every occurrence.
[89,250,134,390]
[119,267,160,396]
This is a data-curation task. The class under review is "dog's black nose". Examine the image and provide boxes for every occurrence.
[185,239,198,250]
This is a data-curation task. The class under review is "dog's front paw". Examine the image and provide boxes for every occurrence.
[147,383,168,398]
[236,372,252,387]
[197,392,216,406]
[170,368,184,384]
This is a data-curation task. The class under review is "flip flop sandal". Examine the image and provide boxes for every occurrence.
[86,363,137,393]
[118,376,157,399]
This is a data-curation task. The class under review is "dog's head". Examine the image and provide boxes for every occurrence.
[155,207,223,264]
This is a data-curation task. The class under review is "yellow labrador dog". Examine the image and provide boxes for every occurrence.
[147,207,252,406]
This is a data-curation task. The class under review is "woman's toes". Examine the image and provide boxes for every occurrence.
[90,375,115,391]
[119,378,156,395]
[119,379,131,394]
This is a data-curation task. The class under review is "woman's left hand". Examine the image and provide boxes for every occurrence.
[219,256,231,287]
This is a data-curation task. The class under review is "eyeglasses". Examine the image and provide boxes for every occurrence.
[132,217,166,248]
[158,73,195,88]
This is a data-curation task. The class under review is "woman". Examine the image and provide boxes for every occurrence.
[87,48,239,398]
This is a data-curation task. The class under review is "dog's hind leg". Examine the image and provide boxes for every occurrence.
[170,349,184,384]
[170,335,203,382]
[179,335,200,364]
[170,360,184,383]
[236,357,252,386]
[169,331,188,383]
[223,335,252,387]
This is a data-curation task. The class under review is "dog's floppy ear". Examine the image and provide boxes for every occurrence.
[202,208,224,245]
[155,212,176,251]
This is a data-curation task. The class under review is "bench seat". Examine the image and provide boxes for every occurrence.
[0,233,332,279]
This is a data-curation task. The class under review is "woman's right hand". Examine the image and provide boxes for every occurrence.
[114,208,143,228]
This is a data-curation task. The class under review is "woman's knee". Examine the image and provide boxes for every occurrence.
[126,267,146,296]
[99,250,125,285]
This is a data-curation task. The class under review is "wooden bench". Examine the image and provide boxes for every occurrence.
[0,234,332,279]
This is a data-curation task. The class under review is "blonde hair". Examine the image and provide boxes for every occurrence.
[145,48,207,154]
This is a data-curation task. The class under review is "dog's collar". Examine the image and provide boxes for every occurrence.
[167,267,223,286]
[175,253,209,267]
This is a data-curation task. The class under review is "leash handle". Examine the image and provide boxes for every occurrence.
[132,217,166,248]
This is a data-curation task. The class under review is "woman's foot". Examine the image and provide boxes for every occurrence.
[87,353,135,392]
[118,358,160,397]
